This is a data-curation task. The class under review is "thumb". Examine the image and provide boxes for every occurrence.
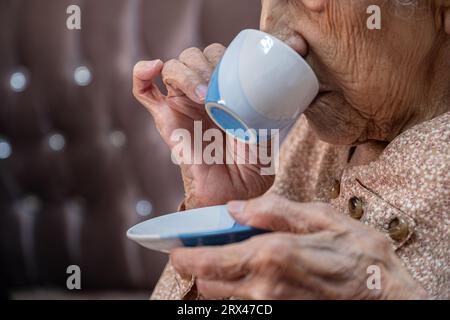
[228,194,335,234]
[132,59,164,101]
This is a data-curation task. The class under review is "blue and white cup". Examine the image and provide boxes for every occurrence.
[205,29,319,143]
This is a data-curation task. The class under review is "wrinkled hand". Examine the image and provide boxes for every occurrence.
[133,45,274,208]
[171,194,427,299]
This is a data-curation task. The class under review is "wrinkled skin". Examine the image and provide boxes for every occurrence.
[133,47,274,209]
[134,0,450,299]
[260,0,450,145]
[171,194,428,299]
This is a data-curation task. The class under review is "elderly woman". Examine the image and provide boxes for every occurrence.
[133,0,449,299]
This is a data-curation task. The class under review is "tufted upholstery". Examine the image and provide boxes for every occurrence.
[0,0,260,294]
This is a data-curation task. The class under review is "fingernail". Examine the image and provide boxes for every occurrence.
[195,84,208,101]
[227,201,246,216]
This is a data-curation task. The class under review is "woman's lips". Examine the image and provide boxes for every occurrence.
[315,92,330,101]
[313,83,334,104]
[278,31,309,57]
[282,34,333,96]
[285,36,308,57]
[319,83,333,94]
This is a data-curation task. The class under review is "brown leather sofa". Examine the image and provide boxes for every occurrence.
[0,0,259,298]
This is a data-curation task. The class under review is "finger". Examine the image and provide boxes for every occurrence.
[293,231,354,277]
[170,241,256,281]
[162,59,208,104]
[132,60,164,101]
[179,47,214,82]
[196,278,263,300]
[197,275,317,300]
[194,234,327,300]
[228,194,336,234]
[203,43,226,66]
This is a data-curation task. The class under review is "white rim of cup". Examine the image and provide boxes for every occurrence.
[205,102,259,144]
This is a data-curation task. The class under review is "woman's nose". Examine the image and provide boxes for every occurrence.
[259,2,308,56]
[262,29,309,57]
[260,1,308,57]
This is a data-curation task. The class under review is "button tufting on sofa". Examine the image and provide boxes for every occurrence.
[0,137,12,160]
[136,200,153,217]
[9,68,29,92]
[74,66,92,87]
[14,195,42,215]
[0,0,260,296]
[47,133,66,152]
[108,130,127,149]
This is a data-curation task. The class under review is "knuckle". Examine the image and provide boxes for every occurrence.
[161,60,180,86]
[247,214,268,229]
[162,59,178,75]
[245,197,269,215]
[372,232,391,253]
[162,59,200,91]
[197,265,211,278]
[196,257,215,277]
[179,47,202,61]
[244,195,287,229]
[183,74,200,92]
[204,43,225,54]
[203,43,226,66]
[259,236,294,268]
[244,200,266,226]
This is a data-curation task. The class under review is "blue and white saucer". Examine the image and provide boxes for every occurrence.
[126,205,268,253]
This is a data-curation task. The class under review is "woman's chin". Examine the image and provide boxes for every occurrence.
[305,93,365,146]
